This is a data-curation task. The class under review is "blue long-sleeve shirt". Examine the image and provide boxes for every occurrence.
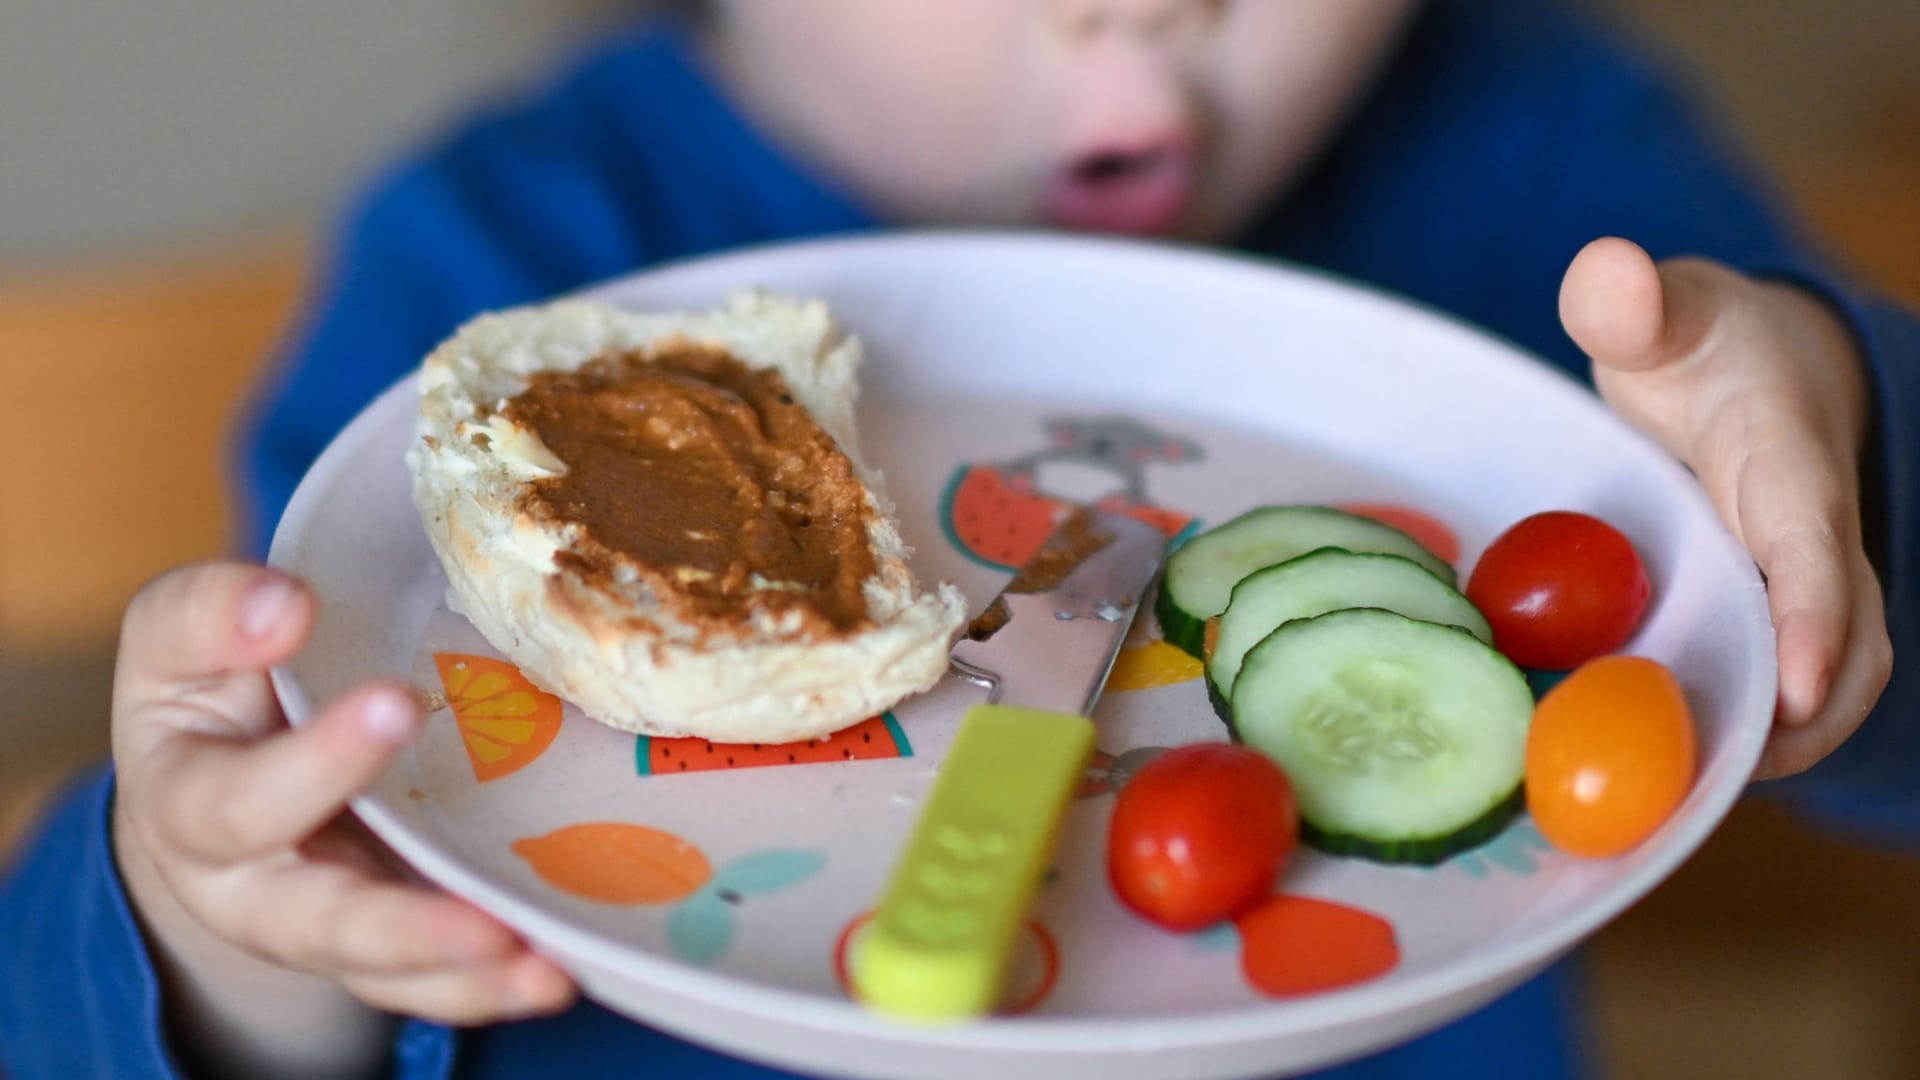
[5,2,1916,1077]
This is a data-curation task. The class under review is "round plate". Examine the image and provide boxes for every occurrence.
[269,232,1773,1080]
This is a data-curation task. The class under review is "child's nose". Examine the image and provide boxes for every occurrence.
[1058,32,1198,149]
[1053,0,1225,42]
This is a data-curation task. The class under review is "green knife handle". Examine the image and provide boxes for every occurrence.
[849,704,1094,1021]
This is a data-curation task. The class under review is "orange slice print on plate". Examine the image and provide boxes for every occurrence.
[512,822,714,905]
[434,653,563,783]
[1104,640,1204,693]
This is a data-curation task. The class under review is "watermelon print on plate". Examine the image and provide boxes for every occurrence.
[636,713,912,776]
[941,416,1201,569]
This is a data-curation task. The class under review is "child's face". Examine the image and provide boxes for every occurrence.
[704,1,1417,240]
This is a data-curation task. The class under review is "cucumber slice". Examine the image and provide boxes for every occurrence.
[1157,506,1454,657]
[1230,608,1531,864]
[1208,549,1492,705]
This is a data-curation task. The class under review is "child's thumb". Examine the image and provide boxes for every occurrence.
[1559,237,1735,375]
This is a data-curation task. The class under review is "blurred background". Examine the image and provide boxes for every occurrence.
[3,2,1916,1076]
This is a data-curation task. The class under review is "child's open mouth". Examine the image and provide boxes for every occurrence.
[1044,142,1195,236]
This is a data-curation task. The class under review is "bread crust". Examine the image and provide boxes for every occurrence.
[407,291,966,742]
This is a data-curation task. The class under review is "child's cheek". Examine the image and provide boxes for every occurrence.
[715,0,1045,222]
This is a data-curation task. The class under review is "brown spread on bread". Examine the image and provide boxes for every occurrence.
[499,344,878,636]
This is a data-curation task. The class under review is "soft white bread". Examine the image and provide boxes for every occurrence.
[406,291,966,743]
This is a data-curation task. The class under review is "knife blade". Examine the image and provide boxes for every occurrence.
[850,508,1165,1021]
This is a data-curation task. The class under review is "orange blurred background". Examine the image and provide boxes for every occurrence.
[2,3,1916,1076]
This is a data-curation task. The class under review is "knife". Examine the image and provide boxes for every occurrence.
[850,507,1166,1020]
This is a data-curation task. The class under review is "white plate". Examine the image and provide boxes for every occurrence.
[269,232,1773,1079]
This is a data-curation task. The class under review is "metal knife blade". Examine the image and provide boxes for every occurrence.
[949,507,1167,714]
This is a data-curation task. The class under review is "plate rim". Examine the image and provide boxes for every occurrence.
[268,228,1776,1054]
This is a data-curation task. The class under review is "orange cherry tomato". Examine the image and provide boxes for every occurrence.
[1107,744,1298,930]
[1525,655,1696,858]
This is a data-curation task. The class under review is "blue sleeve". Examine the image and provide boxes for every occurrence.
[1265,0,1819,374]
[0,74,630,1070]
[1263,0,1920,844]
[0,770,184,1079]
[0,67,664,1069]
[0,769,460,1078]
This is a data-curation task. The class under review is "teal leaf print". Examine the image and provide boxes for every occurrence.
[1526,668,1570,701]
[664,850,826,965]
[1191,920,1242,953]
[712,850,827,896]
[1444,819,1554,879]
[668,891,735,965]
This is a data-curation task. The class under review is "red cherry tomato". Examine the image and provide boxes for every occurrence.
[1107,744,1298,931]
[1466,511,1650,670]
[1526,655,1696,857]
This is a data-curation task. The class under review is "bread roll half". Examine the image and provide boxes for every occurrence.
[407,291,966,743]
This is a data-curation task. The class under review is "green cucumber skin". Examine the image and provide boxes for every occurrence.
[1206,547,1492,703]
[1159,506,1458,661]
[1229,609,1533,866]
[1194,505,1457,586]
[1217,694,1522,862]
[1155,580,1210,659]
[1301,786,1524,865]
[1207,676,1232,725]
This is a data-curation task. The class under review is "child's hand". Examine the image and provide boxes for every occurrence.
[110,563,574,1075]
[1560,238,1894,780]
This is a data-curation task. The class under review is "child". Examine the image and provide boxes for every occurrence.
[4,1,1915,1077]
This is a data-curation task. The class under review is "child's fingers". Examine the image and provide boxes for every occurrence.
[340,952,577,1026]
[302,813,429,883]
[117,563,314,706]
[146,682,420,864]
[1755,554,1894,779]
[213,857,521,976]
[1560,236,1889,779]
[1734,433,1856,726]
